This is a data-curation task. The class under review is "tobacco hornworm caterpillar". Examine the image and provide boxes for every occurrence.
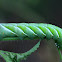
[0,23,62,62]
[0,23,62,49]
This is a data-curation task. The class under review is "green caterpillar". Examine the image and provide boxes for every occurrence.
[0,23,62,49]
[0,23,62,62]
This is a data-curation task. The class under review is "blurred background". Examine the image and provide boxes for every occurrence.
[0,0,62,62]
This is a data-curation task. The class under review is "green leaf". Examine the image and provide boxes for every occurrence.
[0,40,41,62]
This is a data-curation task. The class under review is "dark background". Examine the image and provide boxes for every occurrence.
[0,0,62,62]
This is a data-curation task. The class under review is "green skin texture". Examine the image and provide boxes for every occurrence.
[0,23,62,62]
